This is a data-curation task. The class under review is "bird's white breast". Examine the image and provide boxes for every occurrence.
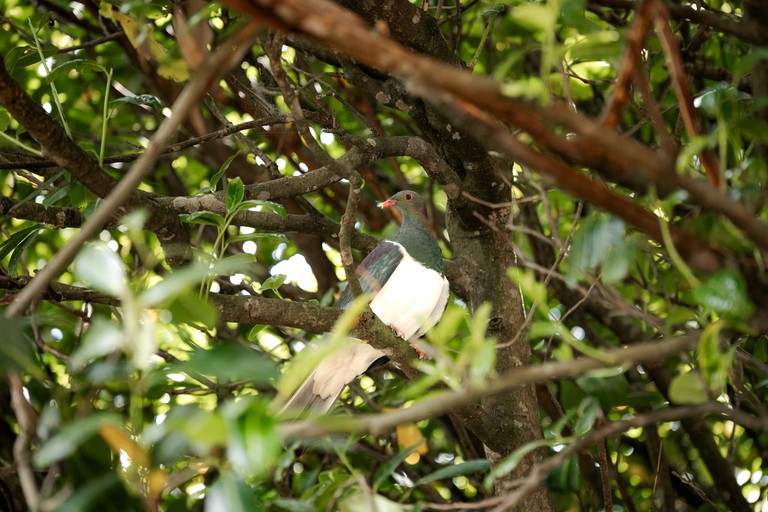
[310,243,449,400]
[369,243,449,341]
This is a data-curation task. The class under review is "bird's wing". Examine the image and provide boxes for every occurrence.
[278,242,403,415]
[337,241,404,309]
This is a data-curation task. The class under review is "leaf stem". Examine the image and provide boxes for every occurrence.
[28,18,72,139]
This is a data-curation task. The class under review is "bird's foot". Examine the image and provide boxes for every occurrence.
[387,323,404,338]
[410,343,427,360]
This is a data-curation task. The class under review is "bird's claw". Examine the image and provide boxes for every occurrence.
[410,343,427,360]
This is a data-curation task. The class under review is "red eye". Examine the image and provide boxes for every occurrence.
[405,193,412,200]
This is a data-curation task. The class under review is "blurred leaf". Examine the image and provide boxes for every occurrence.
[110,94,164,110]
[669,372,709,405]
[697,322,735,394]
[601,233,642,283]
[237,199,288,219]
[46,59,105,82]
[70,317,123,369]
[415,459,490,486]
[567,214,625,286]
[0,317,42,379]
[180,211,224,226]
[485,437,558,489]
[0,106,11,130]
[573,397,600,436]
[576,369,629,408]
[0,225,42,261]
[373,442,424,490]
[41,181,77,207]
[34,414,121,467]
[166,293,219,329]
[205,471,261,512]
[6,226,42,277]
[73,243,127,296]
[268,498,315,512]
[55,473,122,512]
[339,491,404,512]
[260,273,286,293]
[140,255,252,307]
[5,44,57,72]
[692,270,754,322]
[99,422,150,467]
[546,456,581,492]
[224,399,280,476]
[246,324,266,341]
[173,343,277,383]
[482,4,507,17]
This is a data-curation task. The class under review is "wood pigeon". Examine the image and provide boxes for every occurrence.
[280,190,450,414]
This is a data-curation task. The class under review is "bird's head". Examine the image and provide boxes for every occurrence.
[380,190,430,228]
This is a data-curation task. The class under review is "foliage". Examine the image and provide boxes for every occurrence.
[1,0,767,511]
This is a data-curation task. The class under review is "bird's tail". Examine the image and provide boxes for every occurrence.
[276,370,342,417]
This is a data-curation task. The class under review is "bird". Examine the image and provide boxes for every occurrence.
[279,190,450,414]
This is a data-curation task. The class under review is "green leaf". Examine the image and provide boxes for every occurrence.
[567,214,625,286]
[482,5,507,17]
[5,45,57,72]
[205,471,261,512]
[33,414,120,467]
[601,233,642,283]
[246,324,266,341]
[576,370,629,408]
[140,256,252,307]
[73,243,127,296]
[179,211,224,226]
[373,442,424,490]
[414,459,490,486]
[668,372,709,404]
[573,397,600,436]
[545,455,581,492]
[484,438,557,489]
[0,106,11,131]
[692,270,754,322]
[173,343,277,383]
[0,225,42,261]
[260,273,286,293]
[697,322,734,394]
[46,59,105,83]
[339,492,404,512]
[55,473,122,512]
[223,399,280,476]
[83,198,101,220]
[0,316,43,380]
[209,149,243,193]
[42,181,76,207]
[236,199,287,219]
[70,318,123,369]
[110,94,163,110]
[165,293,219,329]
[226,177,245,215]
[7,227,42,278]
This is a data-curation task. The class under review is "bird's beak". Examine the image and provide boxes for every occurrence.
[380,199,396,209]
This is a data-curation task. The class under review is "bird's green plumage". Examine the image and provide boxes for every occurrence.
[337,190,444,309]
[387,190,445,274]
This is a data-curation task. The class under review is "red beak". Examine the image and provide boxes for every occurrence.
[380,199,396,209]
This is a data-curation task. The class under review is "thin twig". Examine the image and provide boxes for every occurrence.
[9,372,39,510]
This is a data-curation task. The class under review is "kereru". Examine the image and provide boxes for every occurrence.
[279,190,450,414]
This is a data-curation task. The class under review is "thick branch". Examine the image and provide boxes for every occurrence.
[279,333,707,437]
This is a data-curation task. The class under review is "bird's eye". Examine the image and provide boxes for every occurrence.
[405,193,412,200]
